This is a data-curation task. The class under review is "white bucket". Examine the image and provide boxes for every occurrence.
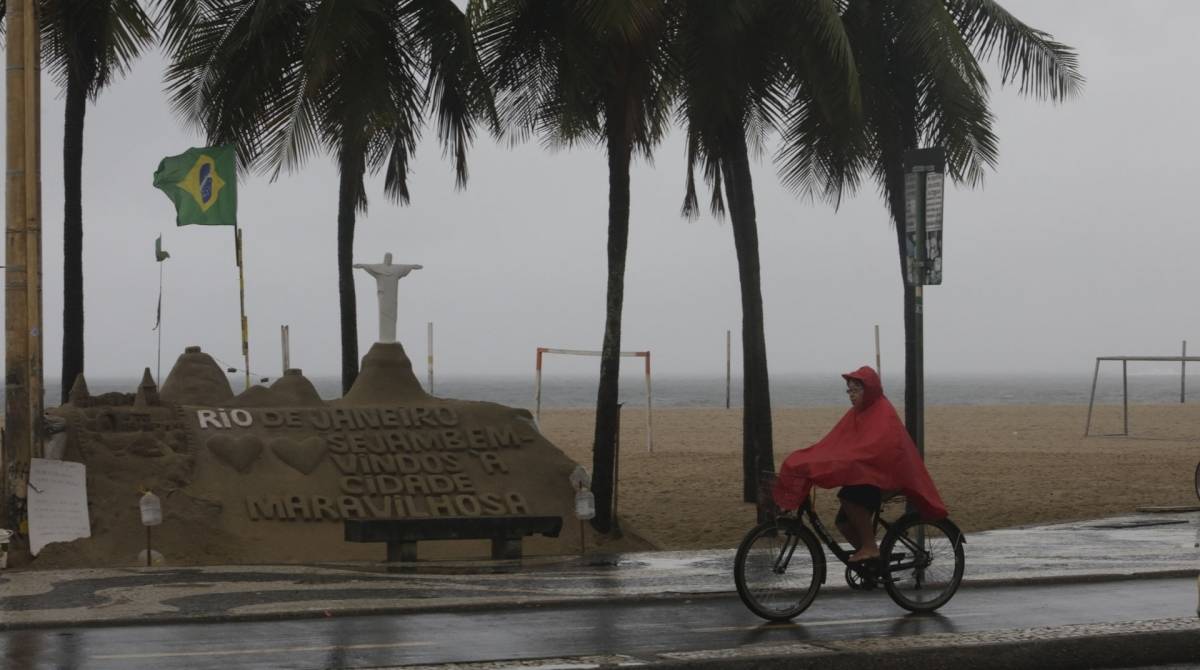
[0,529,11,569]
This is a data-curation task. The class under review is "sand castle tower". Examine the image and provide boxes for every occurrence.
[225,368,327,407]
[160,346,234,406]
[134,368,160,407]
[67,373,91,407]
[269,369,325,406]
[341,342,427,405]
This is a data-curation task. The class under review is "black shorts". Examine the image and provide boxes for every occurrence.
[835,485,882,523]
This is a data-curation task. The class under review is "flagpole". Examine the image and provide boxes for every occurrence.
[235,227,249,390]
[157,261,164,382]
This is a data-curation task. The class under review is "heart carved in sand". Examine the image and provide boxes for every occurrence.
[206,434,263,473]
[270,436,326,475]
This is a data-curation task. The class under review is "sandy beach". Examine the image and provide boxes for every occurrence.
[538,403,1200,550]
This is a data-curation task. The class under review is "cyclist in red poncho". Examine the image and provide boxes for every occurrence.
[773,366,947,563]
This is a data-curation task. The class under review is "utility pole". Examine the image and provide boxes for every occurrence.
[3,0,45,557]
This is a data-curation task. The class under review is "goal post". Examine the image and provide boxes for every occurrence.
[535,347,653,452]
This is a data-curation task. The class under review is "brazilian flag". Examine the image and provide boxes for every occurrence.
[152,145,237,226]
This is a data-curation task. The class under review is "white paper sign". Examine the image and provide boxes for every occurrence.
[27,458,92,556]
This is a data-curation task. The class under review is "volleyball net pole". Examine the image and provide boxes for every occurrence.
[535,347,654,452]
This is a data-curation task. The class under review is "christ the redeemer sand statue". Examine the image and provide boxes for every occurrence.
[353,253,422,343]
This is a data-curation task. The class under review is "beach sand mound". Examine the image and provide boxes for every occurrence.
[160,346,234,406]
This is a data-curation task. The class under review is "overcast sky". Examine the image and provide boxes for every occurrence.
[4,0,1198,385]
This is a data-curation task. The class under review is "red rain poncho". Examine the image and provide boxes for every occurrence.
[772,366,948,520]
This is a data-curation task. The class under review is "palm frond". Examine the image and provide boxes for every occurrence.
[947,0,1084,102]
[41,0,155,97]
[899,0,998,186]
[774,0,864,205]
[406,0,491,189]
[475,0,672,159]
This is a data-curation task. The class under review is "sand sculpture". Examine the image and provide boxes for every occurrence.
[353,252,422,343]
[36,342,647,568]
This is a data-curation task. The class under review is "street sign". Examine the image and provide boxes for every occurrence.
[903,148,946,286]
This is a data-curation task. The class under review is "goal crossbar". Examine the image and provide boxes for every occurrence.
[535,347,653,452]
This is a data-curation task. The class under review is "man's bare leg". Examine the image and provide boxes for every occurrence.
[836,508,861,551]
[842,501,879,562]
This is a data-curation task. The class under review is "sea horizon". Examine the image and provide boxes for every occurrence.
[45,370,1196,410]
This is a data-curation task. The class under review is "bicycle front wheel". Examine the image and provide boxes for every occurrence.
[733,520,824,621]
[880,517,965,613]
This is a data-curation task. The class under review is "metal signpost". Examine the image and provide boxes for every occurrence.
[902,148,945,460]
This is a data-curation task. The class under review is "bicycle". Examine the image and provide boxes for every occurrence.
[733,477,966,621]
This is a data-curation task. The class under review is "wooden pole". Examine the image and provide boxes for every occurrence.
[534,348,543,422]
[25,0,42,449]
[1122,359,1128,436]
[157,263,165,383]
[874,324,881,381]
[237,229,252,391]
[3,0,43,551]
[281,325,290,374]
[1181,340,1187,404]
[644,353,653,453]
[427,321,434,394]
[725,330,731,409]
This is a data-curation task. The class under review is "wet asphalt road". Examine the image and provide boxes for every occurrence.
[1,577,1195,670]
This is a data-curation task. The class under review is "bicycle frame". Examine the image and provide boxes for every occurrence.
[778,498,930,584]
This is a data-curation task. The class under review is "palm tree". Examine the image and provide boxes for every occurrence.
[674,0,863,504]
[807,0,1083,440]
[158,0,491,393]
[0,0,155,402]
[471,0,675,533]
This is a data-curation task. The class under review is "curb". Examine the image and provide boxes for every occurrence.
[1,570,1194,633]
[368,618,1200,670]
[639,618,1200,670]
[648,624,1200,670]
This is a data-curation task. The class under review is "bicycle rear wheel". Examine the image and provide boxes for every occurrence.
[733,520,824,621]
[880,517,964,613]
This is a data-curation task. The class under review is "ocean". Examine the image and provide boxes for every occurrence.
[42,371,1195,410]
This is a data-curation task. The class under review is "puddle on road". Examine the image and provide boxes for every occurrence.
[1081,519,1189,530]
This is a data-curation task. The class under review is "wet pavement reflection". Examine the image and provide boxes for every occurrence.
[1,576,1194,670]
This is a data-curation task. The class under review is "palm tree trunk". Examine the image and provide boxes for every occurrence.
[590,106,633,535]
[337,152,364,394]
[721,128,774,505]
[61,75,87,403]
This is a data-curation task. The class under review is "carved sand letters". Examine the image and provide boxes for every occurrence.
[194,406,537,522]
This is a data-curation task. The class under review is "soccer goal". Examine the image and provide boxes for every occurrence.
[534,347,654,452]
[1084,354,1200,437]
